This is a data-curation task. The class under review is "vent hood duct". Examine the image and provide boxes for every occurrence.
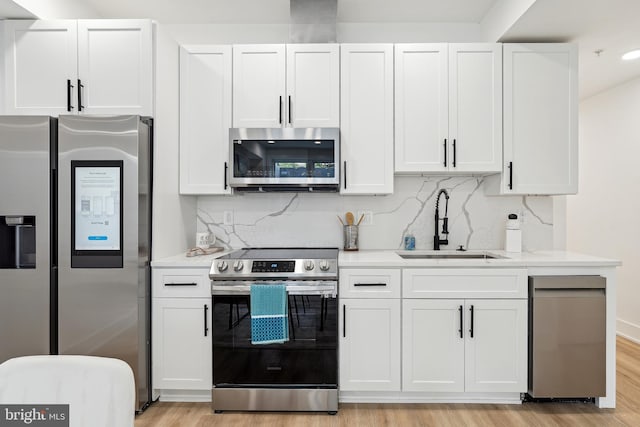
[289,0,337,43]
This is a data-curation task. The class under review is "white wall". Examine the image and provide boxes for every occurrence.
[567,76,640,342]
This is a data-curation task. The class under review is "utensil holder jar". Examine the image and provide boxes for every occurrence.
[343,225,359,251]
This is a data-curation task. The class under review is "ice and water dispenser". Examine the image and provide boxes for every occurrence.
[0,215,37,269]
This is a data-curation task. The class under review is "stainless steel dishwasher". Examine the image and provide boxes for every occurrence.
[528,276,606,398]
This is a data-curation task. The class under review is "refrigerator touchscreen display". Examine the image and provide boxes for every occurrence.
[71,160,123,268]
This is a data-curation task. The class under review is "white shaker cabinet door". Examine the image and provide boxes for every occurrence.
[394,43,448,173]
[3,20,78,115]
[152,297,212,390]
[179,45,232,195]
[464,299,528,393]
[502,43,578,194]
[339,298,401,391]
[402,299,465,392]
[448,43,502,173]
[233,44,286,128]
[76,19,153,116]
[340,44,394,194]
[286,44,340,128]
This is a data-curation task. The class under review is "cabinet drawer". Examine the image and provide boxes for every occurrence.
[152,268,211,298]
[340,268,401,298]
[403,268,527,299]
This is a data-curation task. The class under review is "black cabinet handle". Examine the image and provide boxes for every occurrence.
[77,79,84,112]
[342,304,346,337]
[224,161,228,190]
[443,139,447,167]
[354,283,387,287]
[508,161,513,190]
[469,305,474,338]
[204,304,209,337]
[66,80,74,112]
[164,282,197,287]
[452,139,457,168]
[288,95,292,124]
[459,305,463,338]
[278,96,282,124]
[343,161,347,189]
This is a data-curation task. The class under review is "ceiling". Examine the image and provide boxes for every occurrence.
[2,0,639,99]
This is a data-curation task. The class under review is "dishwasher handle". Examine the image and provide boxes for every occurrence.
[533,288,605,298]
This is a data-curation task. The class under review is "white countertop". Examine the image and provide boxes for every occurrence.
[339,249,621,268]
[151,249,232,268]
[152,248,620,269]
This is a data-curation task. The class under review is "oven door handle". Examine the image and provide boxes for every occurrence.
[211,282,337,297]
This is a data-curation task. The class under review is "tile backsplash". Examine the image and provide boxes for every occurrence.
[197,176,553,251]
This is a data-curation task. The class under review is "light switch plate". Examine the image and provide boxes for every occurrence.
[223,211,233,225]
[356,211,373,226]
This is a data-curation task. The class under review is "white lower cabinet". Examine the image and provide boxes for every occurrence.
[153,297,212,390]
[403,298,527,393]
[152,267,212,397]
[339,268,401,391]
[340,298,401,391]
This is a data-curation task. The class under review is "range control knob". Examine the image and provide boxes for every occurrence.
[217,261,228,272]
[233,261,244,272]
[304,260,315,271]
[319,260,330,271]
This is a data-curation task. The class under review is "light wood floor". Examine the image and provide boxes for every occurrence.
[135,336,640,426]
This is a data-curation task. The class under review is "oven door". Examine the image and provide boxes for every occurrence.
[211,282,337,388]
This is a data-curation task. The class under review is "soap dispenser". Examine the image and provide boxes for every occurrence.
[505,214,522,253]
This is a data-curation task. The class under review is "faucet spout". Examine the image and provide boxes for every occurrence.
[433,189,450,250]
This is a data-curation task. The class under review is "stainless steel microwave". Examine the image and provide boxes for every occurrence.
[229,128,340,192]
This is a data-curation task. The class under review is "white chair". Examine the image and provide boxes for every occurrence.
[0,355,135,427]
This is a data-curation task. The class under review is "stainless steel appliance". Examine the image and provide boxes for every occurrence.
[209,248,339,413]
[0,115,153,412]
[229,128,340,191]
[528,276,606,399]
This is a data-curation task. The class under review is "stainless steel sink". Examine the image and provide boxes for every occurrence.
[396,251,504,260]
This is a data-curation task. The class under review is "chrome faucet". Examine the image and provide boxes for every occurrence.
[433,189,450,250]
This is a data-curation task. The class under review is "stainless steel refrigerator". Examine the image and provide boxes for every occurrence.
[0,115,153,412]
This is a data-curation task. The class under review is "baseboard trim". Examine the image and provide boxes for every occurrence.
[157,389,211,402]
[339,391,523,405]
[617,318,640,343]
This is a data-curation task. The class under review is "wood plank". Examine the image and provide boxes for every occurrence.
[136,336,640,426]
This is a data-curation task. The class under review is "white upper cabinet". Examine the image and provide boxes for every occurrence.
[395,43,502,174]
[286,44,340,128]
[179,45,232,195]
[233,44,286,128]
[2,19,153,116]
[489,43,578,195]
[76,20,153,115]
[232,44,339,128]
[2,20,78,115]
[341,44,394,194]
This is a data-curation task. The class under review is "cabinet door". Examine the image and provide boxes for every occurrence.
[502,43,578,194]
[3,20,78,115]
[341,44,394,194]
[402,299,465,392]
[76,19,153,115]
[449,44,502,173]
[394,44,448,173]
[286,44,339,128]
[233,44,285,128]
[340,299,401,391]
[179,45,232,195]
[153,298,212,390]
[464,299,528,393]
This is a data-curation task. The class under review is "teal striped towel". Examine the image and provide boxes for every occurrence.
[250,284,289,345]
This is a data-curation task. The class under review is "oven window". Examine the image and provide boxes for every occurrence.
[212,294,338,387]
[232,140,336,178]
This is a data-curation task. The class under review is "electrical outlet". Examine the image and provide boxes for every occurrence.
[223,211,233,225]
[357,211,373,226]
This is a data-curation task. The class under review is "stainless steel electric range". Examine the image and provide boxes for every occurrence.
[209,247,339,414]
